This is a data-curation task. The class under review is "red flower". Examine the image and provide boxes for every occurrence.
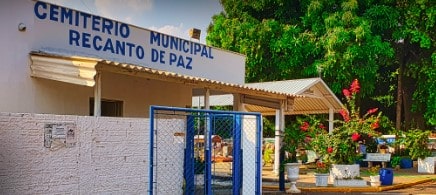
[351,132,360,142]
[371,120,380,129]
[339,109,350,122]
[318,123,326,130]
[300,121,309,131]
[350,79,360,94]
[327,147,334,153]
[366,108,378,115]
[342,89,351,98]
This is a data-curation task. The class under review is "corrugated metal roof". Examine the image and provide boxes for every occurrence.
[30,51,303,101]
[97,60,304,99]
[30,54,97,86]
[246,78,321,94]
[193,78,344,115]
[30,51,342,115]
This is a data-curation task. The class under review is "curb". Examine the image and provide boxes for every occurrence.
[262,178,434,193]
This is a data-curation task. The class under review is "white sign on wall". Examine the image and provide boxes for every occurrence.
[32,1,245,84]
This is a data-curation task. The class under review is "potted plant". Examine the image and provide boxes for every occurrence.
[281,115,327,193]
[311,79,382,184]
[367,165,381,186]
[400,129,433,173]
[390,156,401,170]
[379,143,388,154]
[314,160,331,187]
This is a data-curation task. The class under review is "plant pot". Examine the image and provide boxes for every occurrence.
[418,157,436,174]
[285,163,301,193]
[334,179,367,186]
[379,149,387,154]
[330,164,360,183]
[400,157,412,169]
[369,175,380,182]
[370,181,381,187]
[314,173,329,187]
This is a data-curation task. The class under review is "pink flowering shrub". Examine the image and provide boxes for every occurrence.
[312,79,382,164]
[282,115,327,163]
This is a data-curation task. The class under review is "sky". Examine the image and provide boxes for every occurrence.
[44,0,223,43]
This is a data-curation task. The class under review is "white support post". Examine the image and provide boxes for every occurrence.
[233,94,245,111]
[204,88,210,110]
[93,71,101,117]
[273,100,285,175]
[329,108,334,133]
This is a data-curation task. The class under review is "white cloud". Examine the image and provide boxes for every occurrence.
[94,0,152,23]
[149,23,190,40]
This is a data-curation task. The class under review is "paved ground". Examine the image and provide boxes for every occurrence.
[260,164,436,194]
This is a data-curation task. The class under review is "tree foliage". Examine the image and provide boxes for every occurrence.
[207,0,436,127]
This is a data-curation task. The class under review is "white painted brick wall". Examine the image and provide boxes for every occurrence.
[0,113,151,194]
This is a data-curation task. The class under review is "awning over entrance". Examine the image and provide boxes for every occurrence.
[29,51,301,105]
[193,78,343,115]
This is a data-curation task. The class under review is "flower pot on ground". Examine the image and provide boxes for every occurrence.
[330,163,367,187]
[334,178,367,187]
[368,165,380,186]
[330,164,361,181]
[314,161,331,187]
[369,180,381,187]
[418,157,436,174]
[369,175,380,182]
[400,157,413,168]
[285,162,301,193]
[314,173,329,187]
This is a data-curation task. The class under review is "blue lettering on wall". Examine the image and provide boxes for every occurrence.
[34,1,47,19]
[68,29,144,59]
[34,1,144,60]
[49,4,59,21]
[151,48,165,64]
[34,1,224,70]
[60,7,73,25]
[150,31,214,60]
[34,1,130,39]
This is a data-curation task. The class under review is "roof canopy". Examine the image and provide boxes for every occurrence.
[30,51,342,116]
[193,78,343,115]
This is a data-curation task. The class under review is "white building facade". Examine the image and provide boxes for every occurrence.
[0,1,343,194]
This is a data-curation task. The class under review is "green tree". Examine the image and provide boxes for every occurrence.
[207,0,436,128]
[394,0,436,127]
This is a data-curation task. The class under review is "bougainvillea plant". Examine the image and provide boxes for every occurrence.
[282,115,328,164]
[313,79,383,164]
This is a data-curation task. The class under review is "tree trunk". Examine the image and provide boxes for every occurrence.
[395,42,405,131]
[396,63,403,130]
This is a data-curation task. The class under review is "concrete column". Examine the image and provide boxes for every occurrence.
[93,71,101,117]
[329,108,334,133]
[233,94,245,111]
[273,100,285,175]
[204,88,210,109]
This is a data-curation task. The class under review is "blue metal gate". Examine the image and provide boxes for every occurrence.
[148,106,262,195]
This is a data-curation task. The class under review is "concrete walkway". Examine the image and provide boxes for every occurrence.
[261,164,436,193]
